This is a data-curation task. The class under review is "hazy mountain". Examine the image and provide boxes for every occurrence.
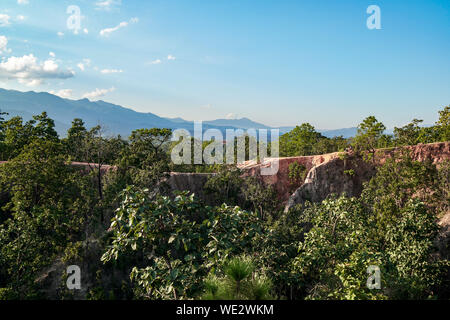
[204,118,269,130]
[0,88,236,137]
[0,88,363,138]
[163,117,188,124]
[165,117,294,135]
[320,128,358,139]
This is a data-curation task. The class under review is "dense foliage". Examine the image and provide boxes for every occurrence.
[201,255,273,300]
[278,105,449,158]
[0,105,448,300]
[101,188,263,299]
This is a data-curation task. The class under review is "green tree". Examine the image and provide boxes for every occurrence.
[64,118,88,161]
[436,106,450,141]
[1,112,59,160]
[279,123,323,157]
[279,124,349,157]
[289,155,449,300]
[0,139,96,298]
[242,176,279,220]
[31,112,58,141]
[394,119,424,146]
[361,153,444,229]
[78,125,123,201]
[118,128,172,188]
[253,207,309,300]
[291,196,447,300]
[201,255,272,300]
[352,116,387,153]
[0,110,9,159]
[101,187,262,300]
[313,136,349,155]
[204,166,244,206]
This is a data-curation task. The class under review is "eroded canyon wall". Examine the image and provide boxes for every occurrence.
[166,142,449,211]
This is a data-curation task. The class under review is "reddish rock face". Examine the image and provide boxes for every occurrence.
[238,153,341,203]
[3,142,446,208]
[239,142,450,206]
[377,142,450,166]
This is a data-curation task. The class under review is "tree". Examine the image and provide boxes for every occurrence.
[31,112,58,141]
[201,255,272,300]
[79,125,122,201]
[1,112,59,160]
[253,206,309,300]
[204,166,244,206]
[313,136,349,155]
[64,118,88,161]
[361,153,444,228]
[436,106,450,142]
[289,155,449,300]
[279,123,322,157]
[0,110,9,159]
[279,124,349,157]
[101,188,262,300]
[118,128,172,188]
[352,116,387,153]
[291,196,447,300]
[0,139,95,298]
[394,119,424,146]
[242,176,279,220]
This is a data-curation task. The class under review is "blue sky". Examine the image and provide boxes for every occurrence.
[0,0,449,129]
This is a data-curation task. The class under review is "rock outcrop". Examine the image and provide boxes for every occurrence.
[238,152,341,203]
[165,172,215,203]
[284,156,376,211]
[234,142,450,212]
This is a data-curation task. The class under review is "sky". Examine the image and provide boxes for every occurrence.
[0,0,449,129]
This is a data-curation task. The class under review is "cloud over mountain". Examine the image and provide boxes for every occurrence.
[82,87,116,100]
[0,54,75,86]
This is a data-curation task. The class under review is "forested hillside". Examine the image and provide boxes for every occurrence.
[0,106,448,300]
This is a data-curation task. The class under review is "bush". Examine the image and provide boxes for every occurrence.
[289,156,449,300]
[102,187,263,299]
[201,255,272,300]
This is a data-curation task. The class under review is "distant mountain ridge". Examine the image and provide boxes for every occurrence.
[0,88,357,138]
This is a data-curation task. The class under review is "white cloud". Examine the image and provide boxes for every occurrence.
[0,14,11,27]
[57,31,64,37]
[226,113,238,120]
[17,0,29,5]
[42,59,58,72]
[95,0,121,11]
[82,87,115,100]
[19,79,41,86]
[49,89,73,99]
[101,69,123,74]
[16,15,26,21]
[149,59,162,65]
[49,52,55,58]
[100,21,128,37]
[83,28,89,34]
[77,58,91,71]
[0,36,11,54]
[167,55,176,61]
[0,54,75,87]
[99,17,138,37]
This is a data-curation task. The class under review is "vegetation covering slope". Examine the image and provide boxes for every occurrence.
[0,106,448,300]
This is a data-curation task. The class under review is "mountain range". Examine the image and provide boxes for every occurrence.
[0,88,359,138]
